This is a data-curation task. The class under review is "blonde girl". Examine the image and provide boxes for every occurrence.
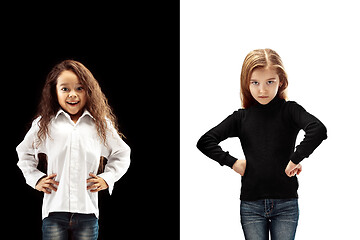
[197,49,327,240]
[16,60,130,240]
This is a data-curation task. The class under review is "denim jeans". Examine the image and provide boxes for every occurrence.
[42,212,98,240]
[240,199,299,240]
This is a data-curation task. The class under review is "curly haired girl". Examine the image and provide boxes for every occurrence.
[16,60,130,240]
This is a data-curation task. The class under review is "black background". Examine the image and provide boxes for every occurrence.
[5,2,179,239]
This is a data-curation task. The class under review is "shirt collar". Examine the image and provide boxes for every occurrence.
[55,109,94,121]
[252,96,285,111]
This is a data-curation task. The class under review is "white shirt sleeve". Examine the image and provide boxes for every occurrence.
[98,121,131,194]
[16,118,46,189]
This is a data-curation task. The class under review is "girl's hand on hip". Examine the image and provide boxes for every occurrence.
[35,173,59,194]
[232,159,246,176]
[87,173,109,192]
[285,160,302,177]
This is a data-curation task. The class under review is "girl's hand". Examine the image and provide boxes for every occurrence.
[35,173,59,194]
[285,161,302,177]
[232,159,246,176]
[87,173,109,192]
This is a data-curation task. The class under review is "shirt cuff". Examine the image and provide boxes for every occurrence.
[28,172,47,189]
[98,172,115,195]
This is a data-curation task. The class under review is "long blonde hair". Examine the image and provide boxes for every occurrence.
[35,60,122,146]
[240,48,288,108]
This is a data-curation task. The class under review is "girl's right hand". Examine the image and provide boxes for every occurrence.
[35,173,59,194]
[232,159,246,176]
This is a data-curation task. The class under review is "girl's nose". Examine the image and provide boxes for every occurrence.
[259,84,266,93]
[69,90,77,98]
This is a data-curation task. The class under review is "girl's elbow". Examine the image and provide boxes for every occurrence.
[319,122,327,140]
[196,135,208,152]
[196,138,204,152]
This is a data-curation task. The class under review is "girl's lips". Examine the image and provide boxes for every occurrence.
[66,101,80,105]
[258,96,269,98]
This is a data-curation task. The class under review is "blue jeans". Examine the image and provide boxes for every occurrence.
[42,212,98,240]
[240,199,299,240]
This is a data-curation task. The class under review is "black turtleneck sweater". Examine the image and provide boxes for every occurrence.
[197,97,327,200]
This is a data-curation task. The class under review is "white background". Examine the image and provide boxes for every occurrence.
[181,0,360,239]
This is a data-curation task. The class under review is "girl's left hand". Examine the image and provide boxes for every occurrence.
[285,161,302,177]
[87,173,109,192]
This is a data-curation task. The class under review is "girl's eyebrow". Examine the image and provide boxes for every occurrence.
[250,77,277,81]
[58,82,83,87]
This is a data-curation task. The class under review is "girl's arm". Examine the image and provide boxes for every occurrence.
[99,121,131,194]
[288,102,327,164]
[16,118,47,189]
[197,111,241,168]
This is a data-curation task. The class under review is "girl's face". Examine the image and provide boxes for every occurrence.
[56,70,87,122]
[249,67,281,105]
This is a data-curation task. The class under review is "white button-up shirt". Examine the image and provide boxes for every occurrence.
[16,109,131,219]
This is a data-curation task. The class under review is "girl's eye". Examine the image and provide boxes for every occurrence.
[267,81,274,85]
[250,81,259,85]
[77,87,84,91]
[61,87,69,91]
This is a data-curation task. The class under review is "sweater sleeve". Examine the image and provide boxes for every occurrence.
[196,111,241,168]
[288,102,327,164]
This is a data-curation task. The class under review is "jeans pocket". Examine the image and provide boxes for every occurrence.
[240,200,265,225]
[42,216,68,240]
[275,199,299,222]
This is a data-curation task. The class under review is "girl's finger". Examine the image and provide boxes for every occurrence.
[46,179,59,185]
[289,169,296,177]
[87,183,99,190]
[89,173,98,178]
[42,187,52,194]
[87,178,99,183]
[47,173,57,179]
[44,183,57,192]
[90,187,101,193]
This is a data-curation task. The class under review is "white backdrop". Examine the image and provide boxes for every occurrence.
[181,0,360,239]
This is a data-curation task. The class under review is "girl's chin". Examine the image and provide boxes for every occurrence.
[63,108,82,117]
[257,99,271,105]
[62,105,84,115]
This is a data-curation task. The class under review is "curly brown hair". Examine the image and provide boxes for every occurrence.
[35,60,122,146]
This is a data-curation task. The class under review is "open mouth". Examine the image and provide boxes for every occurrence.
[66,101,80,106]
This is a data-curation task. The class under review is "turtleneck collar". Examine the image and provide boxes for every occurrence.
[251,96,285,111]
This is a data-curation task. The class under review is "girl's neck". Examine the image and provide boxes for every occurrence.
[252,96,284,111]
[66,109,84,124]
[71,115,79,124]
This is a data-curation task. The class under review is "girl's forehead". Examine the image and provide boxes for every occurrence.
[250,67,278,80]
[57,70,81,85]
